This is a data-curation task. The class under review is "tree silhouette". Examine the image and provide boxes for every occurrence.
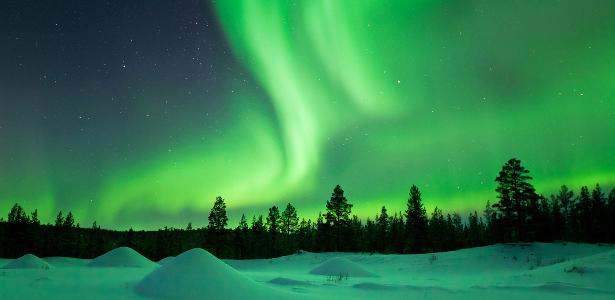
[405,184,427,253]
[281,203,299,253]
[590,184,607,242]
[576,186,592,241]
[376,206,389,253]
[266,205,280,256]
[208,196,228,231]
[208,196,228,256]
[325,185,352,251]
[493,158,537,241]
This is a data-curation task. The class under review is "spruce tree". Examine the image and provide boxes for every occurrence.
[29,209,40,225]
[576,186,592,241]
[376,206,389,253]
[608,188,615,242]
[555,185,574,240]
[8,203,27,224]
[208,196,228,256]
[590,184,607,242]
[405,184,427,253]
[493,158,537,242]
[325,185,352,251]
[64,211,75,228]
[251,215,265,258]
[55,211,64,227]
[266,205,280,256]
[208,196,228,231]
[428,206,446,251]
[281,203,299,253]
[234,214,248,258]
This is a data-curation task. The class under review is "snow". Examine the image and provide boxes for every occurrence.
[157,256,174,265]
[309,257,377,277]
[134,248,301,300]
[0,243,614,300]
[87,247,157,268]
[2,254,53,269]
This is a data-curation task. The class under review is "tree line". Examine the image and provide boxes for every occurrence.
[1,158,614,260]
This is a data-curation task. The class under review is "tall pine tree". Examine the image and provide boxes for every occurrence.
[493,158,537,242]
[325,185,352,251]
[405,185,427,253]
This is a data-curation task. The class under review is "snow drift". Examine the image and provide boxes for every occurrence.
[1,254,53,269]
[309,257,377,277]
[87,247,157,268]
[134,248,296,300]
[157,256,174,265]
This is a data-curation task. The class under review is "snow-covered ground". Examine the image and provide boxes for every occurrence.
[1,243,614,299]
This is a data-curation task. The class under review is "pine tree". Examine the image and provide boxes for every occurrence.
[466,211,484,247]
[550,195,563,240]
[325,185,352,251]
[555,185,574,240]
[29,209,40,225]
[405,184,427,253]
[315,212,330,252]
[55,211,64,227]
[281,203,298,236]
[376,206,389,253]
[251,215,265,258]
[234,214,249,258]
[207,196,228,256]
[266,205,280,256]
[64,211,75,228]
[281,203,299,253]
[428,206,446,251]
[608,188,615,242]
[493,158,537,242]
[8,203,28,224]
[590,184,607,242]
[574,186,591,242]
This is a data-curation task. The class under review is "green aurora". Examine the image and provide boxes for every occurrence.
[1,0,614,229]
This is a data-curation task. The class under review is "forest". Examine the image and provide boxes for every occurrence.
[1,158,614,260]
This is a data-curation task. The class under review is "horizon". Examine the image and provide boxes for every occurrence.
[1,0,614,230]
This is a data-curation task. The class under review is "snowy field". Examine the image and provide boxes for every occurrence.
[1,243,614,300]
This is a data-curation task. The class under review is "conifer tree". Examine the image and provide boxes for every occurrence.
[608,188,615,242]
[208,196,228,256]
[29,209,40,225]
[250,215,265,258]
[281,203,298,236]
[325,185,352,251]
[576,186,592,241]
[55,211,64,227]
[8,203,28,224]
[266,205,280,256]
[428,206,446,251]
[208,196,228,231]
[590,184,607,242]
[64,211,75,228]
[234,214,249,258]
[405,184,427,253]
[554,185,574,239]
[376,206,389,253]
[281,203,299,252]
[493,158,537,241]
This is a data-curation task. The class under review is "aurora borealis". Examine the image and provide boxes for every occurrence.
[1,0,614,229]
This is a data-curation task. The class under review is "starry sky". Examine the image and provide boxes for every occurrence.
[1,0,614,229]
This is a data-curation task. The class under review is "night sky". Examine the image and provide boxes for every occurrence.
[1,0,614,229]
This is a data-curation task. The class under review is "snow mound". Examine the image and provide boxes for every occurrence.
[134,248,295,300]
[309,257,377,277]
[87,247,156,268]
[1,254,53,269]
[157,256,174,265]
